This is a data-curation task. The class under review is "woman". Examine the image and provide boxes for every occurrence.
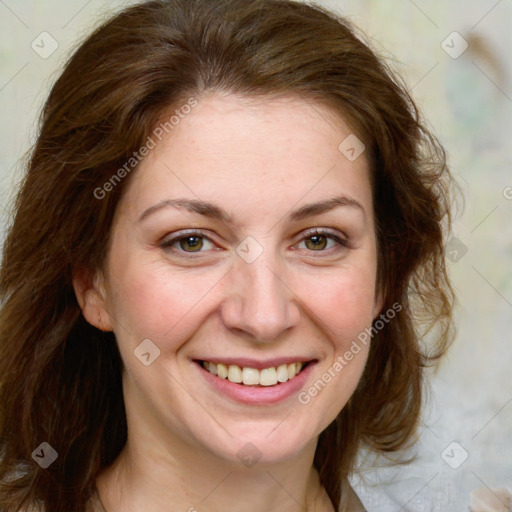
[0,0,455,511]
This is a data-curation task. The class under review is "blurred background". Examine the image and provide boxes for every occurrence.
[0,1,510,510]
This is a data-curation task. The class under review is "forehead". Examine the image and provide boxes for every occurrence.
[117,93,372,225]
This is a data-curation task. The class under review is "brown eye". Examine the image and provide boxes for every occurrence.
[304,234,328,251]
[160,231,216,255]
[178,235,204,252]
[297,229,348,253]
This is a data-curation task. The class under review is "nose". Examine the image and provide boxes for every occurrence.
[220,252,301,343]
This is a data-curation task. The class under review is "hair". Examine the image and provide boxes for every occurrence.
[0,0,456,510]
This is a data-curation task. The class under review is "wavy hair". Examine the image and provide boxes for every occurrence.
[0,0,456,510]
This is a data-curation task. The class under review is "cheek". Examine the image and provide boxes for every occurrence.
[299,265,377,344]
[299,271,375,417]
[107,259,223,347]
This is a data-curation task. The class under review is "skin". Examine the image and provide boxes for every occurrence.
[74,92,380,512]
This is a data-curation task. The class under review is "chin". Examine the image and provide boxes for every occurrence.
[188,418,318,467]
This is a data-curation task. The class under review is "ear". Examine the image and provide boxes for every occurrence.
[73,268,113,332]
[372,287,384,321]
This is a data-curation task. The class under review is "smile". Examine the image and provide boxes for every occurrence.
[201,360,308,386]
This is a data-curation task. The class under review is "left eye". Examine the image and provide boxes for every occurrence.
[297,232,342,251]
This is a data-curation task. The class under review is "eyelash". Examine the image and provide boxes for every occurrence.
[159,228,350,257]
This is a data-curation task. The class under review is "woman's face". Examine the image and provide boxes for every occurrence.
[87,93,381,466]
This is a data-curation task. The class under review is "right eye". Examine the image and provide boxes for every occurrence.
[160,230,217,255]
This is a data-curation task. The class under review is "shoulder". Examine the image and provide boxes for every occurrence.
[10,497,99,512]
[10,505,44,512]
[345,485,367,512]
[87,488,104,512]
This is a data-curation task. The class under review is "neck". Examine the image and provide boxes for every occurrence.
[95,436,334,512]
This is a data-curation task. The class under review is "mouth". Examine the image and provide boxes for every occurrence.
[195,359,314,387]
[193,358,317,405]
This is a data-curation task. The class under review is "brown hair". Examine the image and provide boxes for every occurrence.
[0,0,455,510]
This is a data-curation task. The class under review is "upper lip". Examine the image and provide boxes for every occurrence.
[195,357,316,370]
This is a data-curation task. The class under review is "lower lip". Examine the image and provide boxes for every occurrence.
[195,361,316,405]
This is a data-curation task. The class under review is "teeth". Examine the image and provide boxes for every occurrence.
[202,361,305,386]
[227,365,242,383]
[259,367,278,386]
[276,364,288,383]
[217,363,228,379]
[242,367,260,385]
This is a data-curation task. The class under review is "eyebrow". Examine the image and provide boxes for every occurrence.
[137,195,365,224]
